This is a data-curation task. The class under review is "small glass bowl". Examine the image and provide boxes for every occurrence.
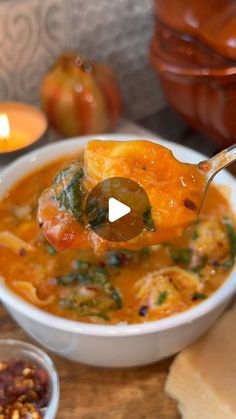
[0,339,60,419]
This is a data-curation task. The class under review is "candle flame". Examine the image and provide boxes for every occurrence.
[0,114,10,140]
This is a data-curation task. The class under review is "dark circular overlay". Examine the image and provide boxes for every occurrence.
[85,177,152,242]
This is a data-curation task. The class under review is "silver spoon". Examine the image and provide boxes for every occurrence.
[198,143,236,188]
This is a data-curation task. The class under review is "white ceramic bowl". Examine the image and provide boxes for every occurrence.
[0,134,236,368]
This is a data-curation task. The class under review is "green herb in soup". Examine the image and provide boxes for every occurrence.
[53,162,87,225]
[57,261,122,319]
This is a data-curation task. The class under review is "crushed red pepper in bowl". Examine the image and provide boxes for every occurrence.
[0,340,59,419]
[0,359,49,418]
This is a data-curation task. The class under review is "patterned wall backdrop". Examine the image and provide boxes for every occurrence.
[0,0,165,119]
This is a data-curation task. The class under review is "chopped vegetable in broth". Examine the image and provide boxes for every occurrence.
[0,156,235,324]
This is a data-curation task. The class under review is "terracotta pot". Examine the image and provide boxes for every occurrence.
[154,0,236,62]
[151,1,236,148]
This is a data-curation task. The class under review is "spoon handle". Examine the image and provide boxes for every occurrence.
[199,143,236,181]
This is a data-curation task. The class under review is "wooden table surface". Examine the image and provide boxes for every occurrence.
[0,303,179,419]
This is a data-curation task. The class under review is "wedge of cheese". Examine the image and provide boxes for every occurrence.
[165,304,236,419]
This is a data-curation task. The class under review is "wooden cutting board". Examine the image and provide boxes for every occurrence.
[0,304,179,419]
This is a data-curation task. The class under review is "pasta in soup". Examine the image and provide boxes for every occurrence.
[0,155,235,324]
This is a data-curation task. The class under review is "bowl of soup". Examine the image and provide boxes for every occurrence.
[0,134,235,367]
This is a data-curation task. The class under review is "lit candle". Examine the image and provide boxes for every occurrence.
[0,114,10,140]
[0,113,29,152]
[0,102,47,154]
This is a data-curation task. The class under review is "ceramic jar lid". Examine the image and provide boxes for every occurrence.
[155,0,236,62]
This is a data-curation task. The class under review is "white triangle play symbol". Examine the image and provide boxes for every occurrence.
[108,197,131,223]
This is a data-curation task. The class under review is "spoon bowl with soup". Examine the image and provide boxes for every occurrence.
[38,139,236,254]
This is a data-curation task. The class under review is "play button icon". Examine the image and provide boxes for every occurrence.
[85,177,153,242]
[108,198,131,222]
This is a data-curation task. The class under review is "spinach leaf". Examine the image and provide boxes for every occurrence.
[223,216,236,260]
[59,300,110,321]
[106,251,123,267]
[75,260,90,270]
[156,291,168,306]
[222,259,235,269]
[106,248,151,268]
[46,244,57,255]
[91,266,109,287]
[106,251,134,267]
[111,289,123,309]
[192,292,207,300]
[53,166,72,184]
[56,260,123,313]
[57,272,78,285]
[86,198,107,228]
[143,206,156,232]
[54,163,86,224]
[191,230,199,240]
[170,248,192,266]
[93,312,110,321]
[140,247,150,257]
[57,264,108,287]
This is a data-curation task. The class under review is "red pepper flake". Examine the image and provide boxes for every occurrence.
[19,248,27,257]
[99,261,106,268]
[184,199,197,211]
[0,359,49,418]
[198,160,211,172]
